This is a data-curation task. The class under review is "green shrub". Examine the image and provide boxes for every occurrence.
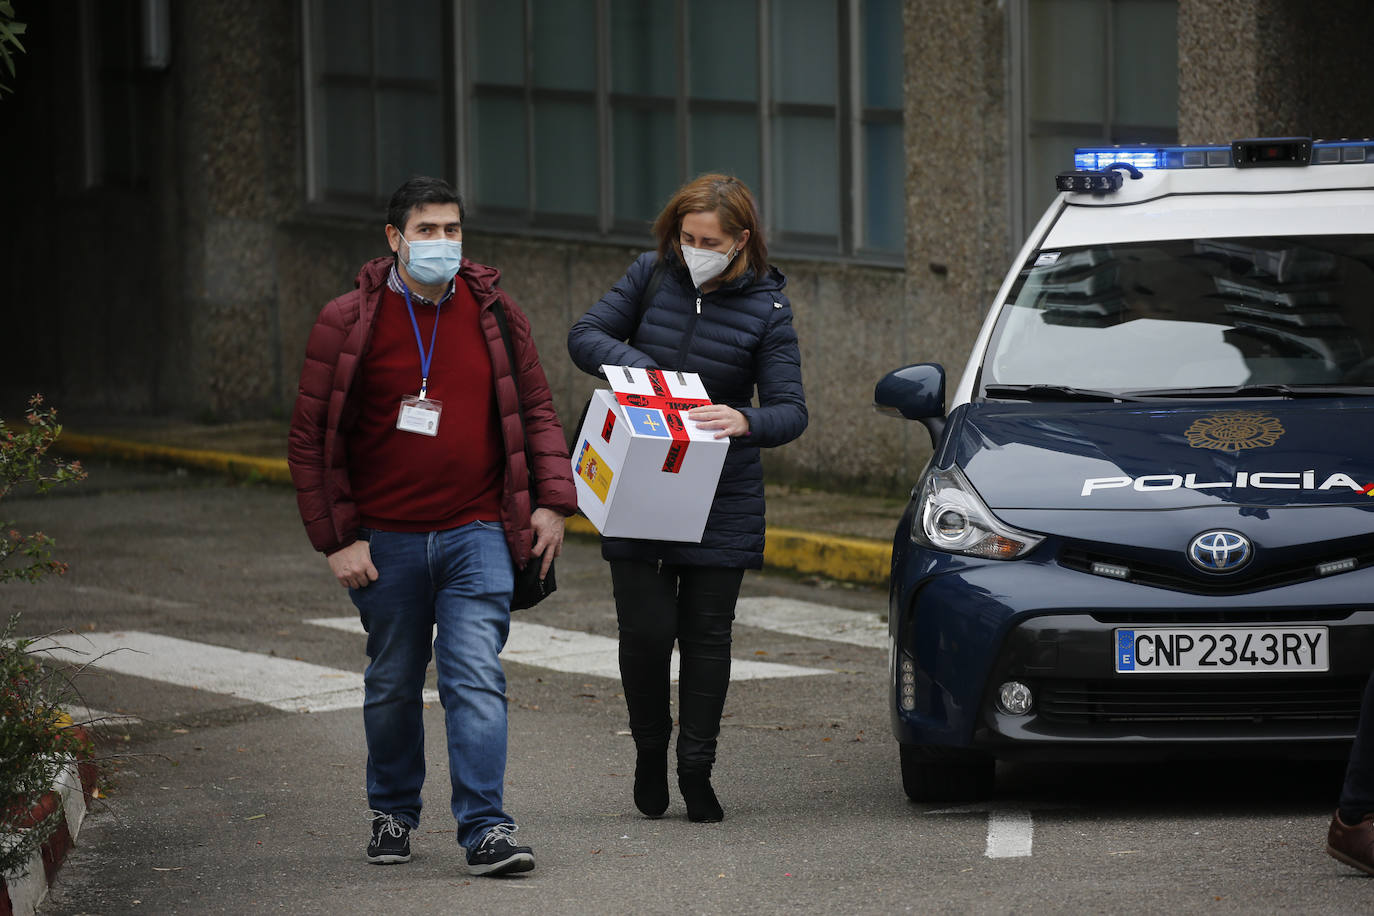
[1,394,85,582]
[0,617,93,877]
[1,395,89,878]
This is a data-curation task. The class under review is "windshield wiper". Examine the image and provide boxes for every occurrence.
[1131,383,1374,399]
[982,384,1144,403]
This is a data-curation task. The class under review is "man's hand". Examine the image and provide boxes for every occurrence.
[327,540,379,589]
[688,404,750,439]
[529,508,565,578]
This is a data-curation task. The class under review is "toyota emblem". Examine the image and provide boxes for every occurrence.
[1188,530,1252,573]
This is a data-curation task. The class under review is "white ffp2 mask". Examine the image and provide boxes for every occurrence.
[682,244,738,289]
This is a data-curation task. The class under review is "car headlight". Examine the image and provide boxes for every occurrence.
[910,464,1043,560]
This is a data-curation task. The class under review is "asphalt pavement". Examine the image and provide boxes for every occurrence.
[1,434,1365,914]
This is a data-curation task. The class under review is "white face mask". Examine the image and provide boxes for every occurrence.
[682,244,738,289]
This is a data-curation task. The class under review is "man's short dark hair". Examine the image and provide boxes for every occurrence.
[387,176,465,233]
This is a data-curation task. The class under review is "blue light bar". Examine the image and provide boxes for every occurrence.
[1073,149,1167,171]
[1073,145,1232,170]
[1071,139,1374,173]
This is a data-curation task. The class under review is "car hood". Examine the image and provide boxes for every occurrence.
[952,399,1374,511]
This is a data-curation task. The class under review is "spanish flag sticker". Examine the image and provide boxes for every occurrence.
[575,440,613,503]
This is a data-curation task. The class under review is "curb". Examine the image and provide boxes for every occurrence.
[57,432,293,486]
[59,431,892,587]
[564,515,891,585]
[0,752,98,916]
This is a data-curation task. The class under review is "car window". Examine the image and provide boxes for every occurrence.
[981,235,1374,392]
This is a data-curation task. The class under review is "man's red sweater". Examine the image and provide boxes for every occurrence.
[348,280,504,532]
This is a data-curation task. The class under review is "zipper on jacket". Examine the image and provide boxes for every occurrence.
[674,293,705,369]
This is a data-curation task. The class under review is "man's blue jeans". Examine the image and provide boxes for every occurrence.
[349,521,515,851]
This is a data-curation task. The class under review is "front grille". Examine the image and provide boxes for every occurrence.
[1038,677,1365,724]
[1060,540,1374,596]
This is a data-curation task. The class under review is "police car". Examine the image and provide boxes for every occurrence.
[874,137,1374,801]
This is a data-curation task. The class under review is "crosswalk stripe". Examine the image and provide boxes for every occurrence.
[34,605,858,718]
[734,597,889,650]
[34,632,438,714]
[306,618,828,681]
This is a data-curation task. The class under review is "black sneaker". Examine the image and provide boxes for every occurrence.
[466,824,535,876]
[367,812,412,864]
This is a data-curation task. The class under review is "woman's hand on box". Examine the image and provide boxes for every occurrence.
[688,404,750,439]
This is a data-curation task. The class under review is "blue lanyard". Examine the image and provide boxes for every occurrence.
[401,284,442,399]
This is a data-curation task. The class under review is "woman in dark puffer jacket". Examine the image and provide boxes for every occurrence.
[567,174,807,823]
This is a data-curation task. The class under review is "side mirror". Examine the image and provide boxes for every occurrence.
[873,363,946,447]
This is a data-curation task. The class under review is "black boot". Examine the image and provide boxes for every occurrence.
[678,770,724,823]
[633,748,669,818]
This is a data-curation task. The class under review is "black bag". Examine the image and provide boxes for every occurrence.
[492,301,557,610]
[569,257,668,449]
[510,556,556,611]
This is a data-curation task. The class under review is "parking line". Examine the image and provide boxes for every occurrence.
[927,803,1039,859]
[985,809,1034,858]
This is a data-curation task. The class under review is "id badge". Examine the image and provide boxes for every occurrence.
[397,395,443,436]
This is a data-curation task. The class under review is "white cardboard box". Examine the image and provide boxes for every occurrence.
[571,365,729,542]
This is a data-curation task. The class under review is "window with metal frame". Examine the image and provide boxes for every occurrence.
[1010,0,1178,244]
[304,0,453,210]
[304,0,903,261]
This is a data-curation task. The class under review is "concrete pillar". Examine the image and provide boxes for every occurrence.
[1180,0,1374,143]
[892,0,1009,481]
[173,1,299,419]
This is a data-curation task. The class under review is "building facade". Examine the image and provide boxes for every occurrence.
[2,0,1370,492]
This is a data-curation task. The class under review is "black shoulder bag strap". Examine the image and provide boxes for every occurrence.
[628,256,666,345]
[491,299,529,471]
[491,300,557,606]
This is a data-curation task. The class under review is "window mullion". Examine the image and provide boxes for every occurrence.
[523,0,535,219]
[677,0,689,185]
[1007,0,1027,250]
[596,0,612,234]
[300,0,315,200]
[370,0,381,202]
[451,0,465,194]
[757,0,772,241]
[841,0,857,256]
[1104,0,1115,141]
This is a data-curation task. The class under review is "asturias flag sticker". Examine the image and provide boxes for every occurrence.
[624,406,672,438]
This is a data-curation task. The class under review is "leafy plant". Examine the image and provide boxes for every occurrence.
[0,1,25,99]
[1,394,86,582]
[1,394,91,878]
[0,617,93,877]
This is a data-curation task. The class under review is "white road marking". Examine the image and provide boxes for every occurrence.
[34,611,836,719]
[34,631,438,713]
[985,809,1034,858]
[734,597,888,650]
[306,617,828,681]
[928,803,1044,859]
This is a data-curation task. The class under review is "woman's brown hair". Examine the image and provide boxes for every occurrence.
[652,173,768,286]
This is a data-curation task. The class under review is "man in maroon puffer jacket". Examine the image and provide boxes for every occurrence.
[288,176,576,877]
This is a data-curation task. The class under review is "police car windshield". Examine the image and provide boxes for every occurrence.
[981,235,1374,397]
